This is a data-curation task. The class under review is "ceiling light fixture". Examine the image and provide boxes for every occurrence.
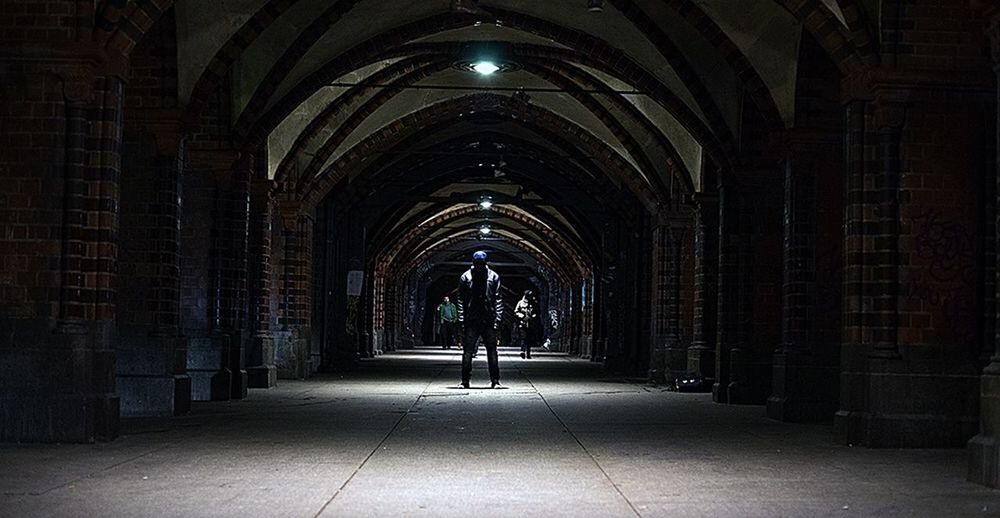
[588,0,604,13]
[479,196,494,210]
[479,225,492,235]
[472,61,500,75]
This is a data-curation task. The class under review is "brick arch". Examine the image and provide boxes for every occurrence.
[294,93,662,214]
[100,0,173,57]
[376,205,591,282]
[281,57,678,204]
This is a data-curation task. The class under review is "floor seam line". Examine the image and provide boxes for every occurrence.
[520,368,643,518]
[311,365,445,518]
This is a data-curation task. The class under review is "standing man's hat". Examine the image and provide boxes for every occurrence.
[472,250,488,261]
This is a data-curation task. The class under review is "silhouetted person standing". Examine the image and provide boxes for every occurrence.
[436,296,457,349]
[457,250,502,388]
[514,290,539,359]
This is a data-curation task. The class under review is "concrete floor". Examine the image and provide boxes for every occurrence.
[2,348,999,518]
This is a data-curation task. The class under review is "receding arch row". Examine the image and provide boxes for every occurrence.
[375,204,592,284]
[290,93,668,215]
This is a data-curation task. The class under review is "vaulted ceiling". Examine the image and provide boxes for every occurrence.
[171,0,868,285]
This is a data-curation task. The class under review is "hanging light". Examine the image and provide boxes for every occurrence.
[479,196,494,210]
[587,0,603,12]
[479,225,492,235]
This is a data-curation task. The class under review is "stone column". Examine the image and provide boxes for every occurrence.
[247,179,277,388]
[969,16,1000,487]
[651,212,690,384]
[714,184,740,403]
[687,194,718,380]
[768,152,823,421]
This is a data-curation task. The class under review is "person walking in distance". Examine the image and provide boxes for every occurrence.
[514,290,538,359]
[457,250,503,388]
[436,296,458,349]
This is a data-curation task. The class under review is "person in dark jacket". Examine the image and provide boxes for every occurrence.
[457,250,503,388]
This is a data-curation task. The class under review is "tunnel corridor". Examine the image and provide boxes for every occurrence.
[6,1,1000,514]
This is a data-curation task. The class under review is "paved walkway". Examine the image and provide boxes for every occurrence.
[2,348,999,517]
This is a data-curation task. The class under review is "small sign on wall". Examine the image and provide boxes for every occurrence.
[347,270,364,296]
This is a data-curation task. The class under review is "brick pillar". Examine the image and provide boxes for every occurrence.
[714,184,740,403]
[247,179,276,388]
[649,224,669,383]
[970,17,1000,487]
[214,166,251,399]
[116,109,190,417]
[687,194,718,380]
[768,153,829,421]
[650,213,689,384]
[2,64,125,442]
[276,212,314,379]
[835,93,909,443]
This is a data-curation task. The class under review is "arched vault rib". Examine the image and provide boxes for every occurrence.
[255,38,724,178]
[281,55,677,203]
[294,93,662,214]
[235,11,736,158]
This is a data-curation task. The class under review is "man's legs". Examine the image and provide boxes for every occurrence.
[442,322,452,349]
[461,323,479,386]
[484,325,500,385]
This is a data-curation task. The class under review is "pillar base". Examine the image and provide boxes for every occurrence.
[969,370,1000,487]
[665,345,688,384]
[767,351,837,422]
[247,365,277,388]
[686,346,715,379]
[117,375,180,417]
[173,374,191,416]
[836,365,979,447]
[0,393,119,443]
[231,369,248,399]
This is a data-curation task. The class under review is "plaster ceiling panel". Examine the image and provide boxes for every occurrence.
[176,0,271,105]
[316,69,640,182]
[631,0,742,142]
[692,0,802,127]
[230,0,332,121]
[266,0,449,113]
[267,59,403,179]
[575,64,702,189]
[413,22,569,47]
